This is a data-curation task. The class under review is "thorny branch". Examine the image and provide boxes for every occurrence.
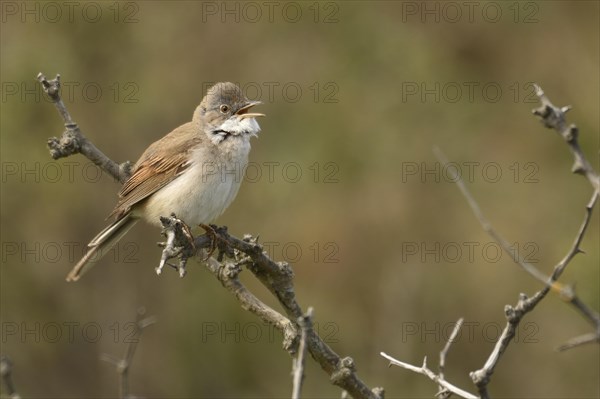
[441,85,598,398]
[100,308,157,399]
[380,319,475,399]
[37,73,131,183]
[39,73,383,399]
[382,84,598,399]
[434,148,598,352]
[162,218,384,398]
[532,84,600,192]
[381,352,476,399]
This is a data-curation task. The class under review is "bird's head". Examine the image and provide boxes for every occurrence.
[195,82,264,144]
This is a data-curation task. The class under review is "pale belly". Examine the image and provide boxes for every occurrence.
[138,146,249,227]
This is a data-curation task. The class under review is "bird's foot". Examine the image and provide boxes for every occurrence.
[199,223,220,260]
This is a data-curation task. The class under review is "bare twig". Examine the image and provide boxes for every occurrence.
[37,73,131,183]
[381,318,470,399]
[435,147,599,330]
[434,85,599,398]
[212,231,384,398]
[552,193,600,351]
[468,294,535,399]
[160,216,384,398]
[0,356,21,399]
[556,331,600,352]
[101,307,156,399]
[204,256,299,352]
[438,318,464,398]
[531,84,600,192]
[292,307,314,399]
[465,190,597,397]
[381,352,476,399]
[433,147,549,286]
[435,151,597,397]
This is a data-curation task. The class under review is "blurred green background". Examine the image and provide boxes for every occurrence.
[1,1,598,398]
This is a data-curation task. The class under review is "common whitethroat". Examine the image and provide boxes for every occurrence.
[66,82,264,282]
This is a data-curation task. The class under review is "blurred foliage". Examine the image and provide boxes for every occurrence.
[1,1,598,398]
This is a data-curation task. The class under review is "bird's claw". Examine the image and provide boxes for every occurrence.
[199,223,219,260]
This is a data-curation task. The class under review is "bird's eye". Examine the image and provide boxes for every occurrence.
[219,104,229,114]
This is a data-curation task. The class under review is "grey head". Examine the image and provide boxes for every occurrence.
[194,82,264,144]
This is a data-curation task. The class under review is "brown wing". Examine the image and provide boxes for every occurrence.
[108,155,189,219]
[109,123,201,219]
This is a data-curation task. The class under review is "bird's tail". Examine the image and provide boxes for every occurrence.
[66,215,138,282]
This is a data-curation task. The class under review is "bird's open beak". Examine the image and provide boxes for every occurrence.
[237,100,265,119]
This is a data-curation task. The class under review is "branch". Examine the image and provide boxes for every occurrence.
[381,352,476,399]
[37,73,131,183]
[204,255,299,352]
[556,331,600,352]
[435,147,599,326]
[100,307,156,399]
[160,217,384,398]
[438,318,464,399]
[531,84,600,192]
[468,293,539,399]
[435,84,599,397]
[433,147,549,286]
[381,318,472,399]
[436,151,597,397]
[522,86,600,352]
[292,307,314,399]
[0,356,21,399]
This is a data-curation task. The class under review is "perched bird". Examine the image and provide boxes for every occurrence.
[66,82,264,281]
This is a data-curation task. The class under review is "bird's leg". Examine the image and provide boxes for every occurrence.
[174,219,195,277]
[199,223,219,260]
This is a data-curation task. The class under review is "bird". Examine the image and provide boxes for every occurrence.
[66,82,264,282]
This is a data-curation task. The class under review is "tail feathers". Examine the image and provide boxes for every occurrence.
[66,215,138,282]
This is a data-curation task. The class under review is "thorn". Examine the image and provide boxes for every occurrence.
[519,293,528,301]
[572,160,585,175]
